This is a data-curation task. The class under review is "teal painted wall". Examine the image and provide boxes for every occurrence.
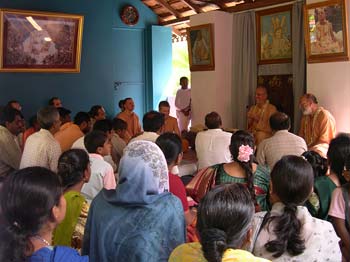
[0,0,158,120]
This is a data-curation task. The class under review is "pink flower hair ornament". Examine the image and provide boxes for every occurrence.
[237,145,253,162]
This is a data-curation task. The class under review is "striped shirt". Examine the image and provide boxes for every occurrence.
[256,130,307,170]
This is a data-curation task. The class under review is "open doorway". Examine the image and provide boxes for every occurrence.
[164,40,191,117]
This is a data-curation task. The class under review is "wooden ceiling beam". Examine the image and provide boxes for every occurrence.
[210,0,227,10]
[180,0,203,14]
[160,16,190,26]
[155,0,182,18]
[226,0,293,12]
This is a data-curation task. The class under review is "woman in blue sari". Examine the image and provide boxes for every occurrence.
[82,140,186,262]
[0,167,88,262]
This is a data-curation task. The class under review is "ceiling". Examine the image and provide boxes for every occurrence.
[141,0,294,41]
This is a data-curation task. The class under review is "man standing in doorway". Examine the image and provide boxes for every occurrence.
[175,76,191,132]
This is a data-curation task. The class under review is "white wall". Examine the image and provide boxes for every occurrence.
[190,11,233,128]
[307,0,350,132]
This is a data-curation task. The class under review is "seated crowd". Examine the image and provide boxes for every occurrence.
[0,91,348,262]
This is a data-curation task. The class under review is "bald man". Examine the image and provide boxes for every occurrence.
[247,86,277,145]
[298,93,336,158]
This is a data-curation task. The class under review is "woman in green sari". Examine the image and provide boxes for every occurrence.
[53,149,91,250]
[304,134,350,220]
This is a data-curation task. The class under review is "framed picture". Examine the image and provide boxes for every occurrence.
[304,0,348,63]
[0,9,84,72]
[256,5,292,64]
[187,24,215,71]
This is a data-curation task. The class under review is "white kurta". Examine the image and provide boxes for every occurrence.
[175,88,191,132]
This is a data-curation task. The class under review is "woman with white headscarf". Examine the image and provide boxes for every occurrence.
[82,140,186,262]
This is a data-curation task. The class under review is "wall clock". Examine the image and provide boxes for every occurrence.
[120,5,139,26]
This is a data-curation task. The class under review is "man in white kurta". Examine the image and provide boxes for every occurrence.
[175,77,191,132]
[195,112,232,170]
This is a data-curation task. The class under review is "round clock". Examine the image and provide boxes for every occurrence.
[120,5,139,26]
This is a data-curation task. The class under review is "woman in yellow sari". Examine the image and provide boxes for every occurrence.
[169,183,270,262]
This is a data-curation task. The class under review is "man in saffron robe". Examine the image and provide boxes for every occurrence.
[158,101,180,136]
[116,97,142,143]
[247,86,277,145]
[298,93,336,158]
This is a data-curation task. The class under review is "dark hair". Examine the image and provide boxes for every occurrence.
[84,130,107,153]
[74,112,90,125]
[303,93,318,104]
[205,112,222,129]
[6,100,19,107]
[156,133,182,166]
[180,76,188,82]
[57,107,71,118]
[327,133,350,185]
[265,155,314,258]
[158,100,170,109]
[89,105,103,118]
[118,99,125,110]
[0,106,23,126]
[124,97,132,103]
[37,106,59,130]
[112,118,127,131]
[197,184,254,262]
[345,154,350,171]
[229,130,255,204]
[28,115,38,128]
[58,149,90,189]
[302,151,327,178]
[93,119,112,133]
[142,110,164,132]
[48,97,59,106]
[269,112,290,131]
[0,167,62,261]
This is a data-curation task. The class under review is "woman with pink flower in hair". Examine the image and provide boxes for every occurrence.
[216,130,270,211]
[209,130,270,211]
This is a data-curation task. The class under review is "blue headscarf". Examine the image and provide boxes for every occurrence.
[82,140,185,262]
[106,140,169,205]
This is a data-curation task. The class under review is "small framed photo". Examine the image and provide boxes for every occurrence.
[187,23,215,71]
[0,9,84,72]
[304,0,348,63]
[256,5,293,64]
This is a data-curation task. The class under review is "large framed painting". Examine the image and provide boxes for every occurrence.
[304,0,348,63]
[0,9,84,72]
[256,5,292,64]
[187,23,215,71]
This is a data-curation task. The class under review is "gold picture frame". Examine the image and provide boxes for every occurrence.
[187,23,215,71]
[256,5,293,64]
[304,0,349,63]
[0,9,84,72]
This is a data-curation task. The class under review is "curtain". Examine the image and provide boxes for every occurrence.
[292,1,306,133]
[231,11,257,130]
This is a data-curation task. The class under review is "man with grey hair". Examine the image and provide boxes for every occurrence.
[20,106,62,172]
[298,93,336,158]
